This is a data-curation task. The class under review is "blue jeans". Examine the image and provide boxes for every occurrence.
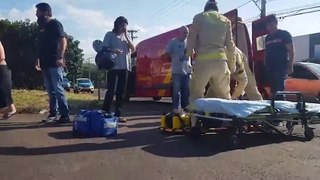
[42,67,69,116]
[172,74,190,109]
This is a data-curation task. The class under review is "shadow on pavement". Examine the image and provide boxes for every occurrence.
[0,126,307,157]
[0,98,170,131]
[0,120,125,132]
[126,122,160,128]
[0,121,72,131]
[122,100,171,116]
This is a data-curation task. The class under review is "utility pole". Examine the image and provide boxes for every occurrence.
[261,0,267,17]
[127,29,139,41]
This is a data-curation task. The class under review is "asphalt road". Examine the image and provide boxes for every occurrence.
[0,99,320,180]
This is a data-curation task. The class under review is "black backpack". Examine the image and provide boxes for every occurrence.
[95,47,117,70]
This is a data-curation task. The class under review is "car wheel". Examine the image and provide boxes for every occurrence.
[91,91,94,94]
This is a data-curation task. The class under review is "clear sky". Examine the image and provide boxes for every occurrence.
[1,0,320,57]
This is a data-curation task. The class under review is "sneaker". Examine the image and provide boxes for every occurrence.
[118,117,127,123]
[42,114,58,123]
[56,115,71,124]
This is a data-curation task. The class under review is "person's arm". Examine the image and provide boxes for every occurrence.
[35,58,41,71]
[124,33,136,52]
[57,37,67,66]
[186,15,200,57]
[286,43,294,73]
[53,21,67,67]
[284,31,294,75]
[0,41,5,63]
[225,20,236,63]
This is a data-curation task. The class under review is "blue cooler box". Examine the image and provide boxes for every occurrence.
[73,110,91,137]
[73,110,118,137]
[90,111,118,137]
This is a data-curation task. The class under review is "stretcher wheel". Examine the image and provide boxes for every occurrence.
[189,127,202,139]
[304,128,314,141]
[286,122,293,131]
[228,135,240,147]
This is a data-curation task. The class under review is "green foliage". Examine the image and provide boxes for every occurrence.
[65,36,84,83]
[0,19,84,89]
[80,62,106,86]
[0,19,41,89]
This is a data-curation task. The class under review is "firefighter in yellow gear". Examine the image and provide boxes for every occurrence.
[206,47,248,99]
[186,0,236,106]
[236,18,263,100]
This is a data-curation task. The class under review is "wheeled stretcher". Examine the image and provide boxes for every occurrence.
[189,92,319,146]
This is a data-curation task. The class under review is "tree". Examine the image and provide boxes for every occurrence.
[0,19,84,89]
[0,19,42,89]
[64,36,84,83]
[80,62,106,87]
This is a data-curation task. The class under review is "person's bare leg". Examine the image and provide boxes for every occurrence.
[9,104,16,113]
[3,104,16,118]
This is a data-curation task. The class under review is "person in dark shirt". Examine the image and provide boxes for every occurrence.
[265,14,294,99]
[35,3,70,123]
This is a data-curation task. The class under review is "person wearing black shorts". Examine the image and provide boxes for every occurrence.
[0,41,16,119]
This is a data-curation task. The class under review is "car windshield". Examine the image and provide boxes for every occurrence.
[307,63,320,75]
[78,79,91,84]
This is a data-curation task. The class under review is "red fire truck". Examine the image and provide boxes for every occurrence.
[125,9,271,101]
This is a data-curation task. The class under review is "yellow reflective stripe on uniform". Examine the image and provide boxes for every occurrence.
[196,52,227,61]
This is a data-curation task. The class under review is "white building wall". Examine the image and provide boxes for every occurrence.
[293,35,310,62]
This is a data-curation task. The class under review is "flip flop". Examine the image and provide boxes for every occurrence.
[3,111,17,119]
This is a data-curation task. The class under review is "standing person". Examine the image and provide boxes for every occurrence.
[186,0,236,106]
[265,15,294,99]
[166,26,192,114]
[35,2,70,123]
[0,41,17,119]
[102,16,135,122]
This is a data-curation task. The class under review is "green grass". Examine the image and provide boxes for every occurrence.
[12,90,102,114]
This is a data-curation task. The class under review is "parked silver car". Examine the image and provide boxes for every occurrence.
[74,78,94,94]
